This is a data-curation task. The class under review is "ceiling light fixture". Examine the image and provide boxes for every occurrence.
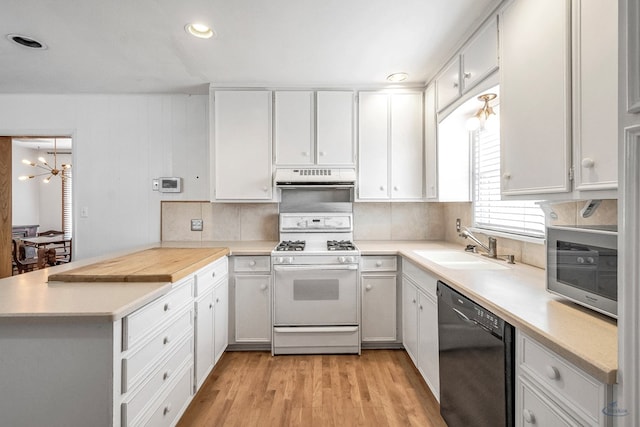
[6,34,47,49]
[386,72,408,82]
[185,23,216,39]
[18,138,71,183]
[466,93,498,131]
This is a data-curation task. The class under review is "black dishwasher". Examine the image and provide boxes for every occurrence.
[437,281,515,427]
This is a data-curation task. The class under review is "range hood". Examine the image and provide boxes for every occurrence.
[274,168,356,187]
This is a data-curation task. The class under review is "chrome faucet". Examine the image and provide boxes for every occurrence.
[459,227,497,259]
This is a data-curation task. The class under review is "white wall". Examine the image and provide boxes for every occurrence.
[0,94,209,259]
[11,144,40,226]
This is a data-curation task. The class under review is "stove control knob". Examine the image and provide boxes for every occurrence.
[577,257,585,264]
[276,257,284,264]
[286,257,294,264]
[338,256,346,263]
[346,256,355,263]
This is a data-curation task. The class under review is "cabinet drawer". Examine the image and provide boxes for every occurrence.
[519,334,604,421]
[124,278,194,350]
[402,259,437,297]
[233,256,271,272]
[195,257,228,296]
[519,376,578,427]
[361,256,397,272]
[122,336,193,426]
[139,364,193,427]
[122,309,193,393]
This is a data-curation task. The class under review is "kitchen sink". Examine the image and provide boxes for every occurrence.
[413,250,509,270]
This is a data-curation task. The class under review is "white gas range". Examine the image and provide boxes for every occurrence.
[271,212,361,355]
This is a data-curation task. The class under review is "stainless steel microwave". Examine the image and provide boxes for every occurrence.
[546,225,618,318]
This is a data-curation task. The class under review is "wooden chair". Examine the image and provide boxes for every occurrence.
[36,230,72,264]
[12,239,40,274]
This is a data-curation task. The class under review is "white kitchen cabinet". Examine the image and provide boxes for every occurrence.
[212,90,273,201]
[572,0,618,192]
[232,256,272,344]
[193,257,228,389]
[516,331,613,427]
[402,259,440,400]
[424,84,438,200]
[500,0,572,196]
[461,15,499,93]
[274,91,314,166]
[358,91,423,200]
[275,90,355,166]
[436,57,461,112]
[361,256,397,342]
[316,91,355,165]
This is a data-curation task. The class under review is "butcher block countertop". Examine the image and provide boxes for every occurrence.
[48,247,230,283]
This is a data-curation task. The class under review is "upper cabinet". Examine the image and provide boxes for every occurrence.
[211,90,273,201]
[274,90,355,167]
[358,91,423,200]
[500,0,617,198]
[436,15,499,113]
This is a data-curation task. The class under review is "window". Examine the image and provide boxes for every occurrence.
[472,119,545,238]
[62,170,72,238]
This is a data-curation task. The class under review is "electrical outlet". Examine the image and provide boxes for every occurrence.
[191,219,203,231]
[152,179,159,191]
[456,218,461,232]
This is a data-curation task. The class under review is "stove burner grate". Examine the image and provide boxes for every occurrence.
[327,240,357,251]
[275,240,306,251]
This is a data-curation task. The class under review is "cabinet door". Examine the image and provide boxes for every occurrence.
[316,91,355,165]
[361,274,397,342]
[500,0,571,196]
[213,279,228,364]
[462,15,499,92]
[235,275,271,342]
[424,84,438,200]
[572,0,618,191]
[417,291,440,401]
[274,91,314,166]
[402,278,419,364]
[436,56,461,112]
[358,92,389,199]
[391,92,423,199]
[213,90,273,200]
[195,291,214,388]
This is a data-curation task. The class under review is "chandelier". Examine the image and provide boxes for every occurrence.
[18,138,71,183]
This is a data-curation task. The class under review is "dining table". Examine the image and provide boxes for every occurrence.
[22,235,72,265]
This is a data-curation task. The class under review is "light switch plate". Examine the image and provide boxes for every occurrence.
[191,219,203,231]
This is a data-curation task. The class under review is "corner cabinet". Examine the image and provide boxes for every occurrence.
[402,259,440,401]
[211,90,273,201]
[500,0,617,198]
[274,90,355,166]
[358,91,423,200]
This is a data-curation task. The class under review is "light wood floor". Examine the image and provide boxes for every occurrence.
[178,350,447,427]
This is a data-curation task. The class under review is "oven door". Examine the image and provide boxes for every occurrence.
[273,264,358,325]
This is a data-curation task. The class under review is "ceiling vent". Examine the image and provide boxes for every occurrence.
[6,34,47,49]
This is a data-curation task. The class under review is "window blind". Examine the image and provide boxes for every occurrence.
[472,125,545,238]
[62,170,72,238]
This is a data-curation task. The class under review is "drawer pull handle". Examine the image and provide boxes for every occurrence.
[365,284,373,291]
[163,370,172,380]
[163,303,170,312]
[523,409,535,424]
[211,271,216,278]
[545,365,560,380]
[260,284,268,291]
[163,404,172,416]
[163,336,170,345]
[375,261,383,267]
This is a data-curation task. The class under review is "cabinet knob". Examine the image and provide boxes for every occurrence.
[502,172,511,180]
[419,304,423,310]
[163,303,170,312]
[545,365,560,380]
[163,404,172,416]
[375,261,383,267]
[523,409,535,424]
[249,260,256,266]
[319,151,325,156]
[453,82,459,88]
[163,370,172,380]
[302,151,308,157]
[209,303,213,309]
[379,185,385,191]
[393,186,399,191]
[260,283,268,291]
[211,271,216,278]
[365,284,373,291]
[412,299,416,304]
[216,297,220,303]
[581,157,595,168]
[163,336,170,345]
[463,72,471,79]
[262,186,269,192]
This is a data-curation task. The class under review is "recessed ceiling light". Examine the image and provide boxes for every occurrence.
[6,34,47,49]
[386,72,408,82]
[185,23,216,39]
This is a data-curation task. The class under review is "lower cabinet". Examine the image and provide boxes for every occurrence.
[361,256,398,343]
[516,331,613,427]
[401,259,440,400]
[232,256,272,344]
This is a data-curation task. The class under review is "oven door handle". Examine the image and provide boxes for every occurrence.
[273,264,358,272]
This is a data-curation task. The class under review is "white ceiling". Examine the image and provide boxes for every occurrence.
[0,0,500,94]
